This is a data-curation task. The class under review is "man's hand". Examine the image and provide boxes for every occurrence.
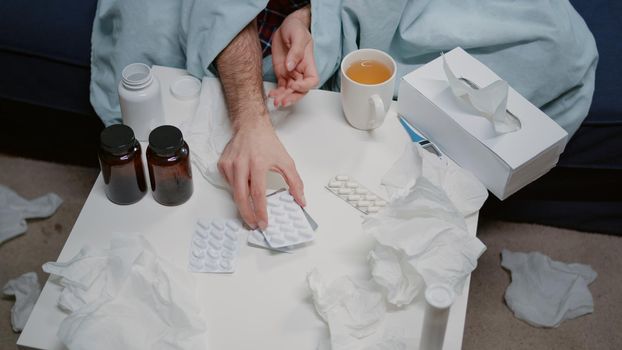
[216,20,305,230]
[218,118,305,229]
[269,5,318,107]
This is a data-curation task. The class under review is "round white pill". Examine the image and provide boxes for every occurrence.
[336,175,349,181]
[365,194,378,201]
[347,194,361,201]
[355,188,368,194]
[357,200,371,207]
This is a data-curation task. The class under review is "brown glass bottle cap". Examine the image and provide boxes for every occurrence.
[100,124,137,156]
[148,125,184,157]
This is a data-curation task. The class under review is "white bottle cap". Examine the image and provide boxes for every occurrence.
[170,76,201,101]
[424,284,455,309]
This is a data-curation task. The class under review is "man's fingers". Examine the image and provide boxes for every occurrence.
[285,28,310,72]
[277,160,306,207]
[232,163,256,228]
[289,75,318,93]
[217,158,234,186]
[250,166,268,230]
[281,91,305,106]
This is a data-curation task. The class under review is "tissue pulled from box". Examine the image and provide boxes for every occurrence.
[307,269,386,350]
[443,54,520,134]
[42,235,208,350]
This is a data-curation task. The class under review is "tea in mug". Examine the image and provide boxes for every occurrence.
[346,59,392,85]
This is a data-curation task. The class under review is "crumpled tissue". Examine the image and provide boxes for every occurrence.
[2,272,42,332]
[364,178,486,306]
[502,249,598,328]
[307,269,386,350]
[443,54,521,134]
[382,143,488,217]
[363,143,487,306]
[42,235,207,350]
[0,185,63,244]
[181,78,290,190]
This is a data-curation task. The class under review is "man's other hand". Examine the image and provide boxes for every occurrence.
[218,117,306,230]
[269,5,318,107]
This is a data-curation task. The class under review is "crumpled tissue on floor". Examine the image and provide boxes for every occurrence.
[2,272,42,332]
[502,249,598,328]
[0,184,63,244]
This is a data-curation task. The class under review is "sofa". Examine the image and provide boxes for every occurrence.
[0,0,619,233]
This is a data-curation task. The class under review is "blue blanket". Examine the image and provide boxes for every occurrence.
[91,0,597,137]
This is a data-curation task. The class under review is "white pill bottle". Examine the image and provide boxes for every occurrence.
[118,63,165,141]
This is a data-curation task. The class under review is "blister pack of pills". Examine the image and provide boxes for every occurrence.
[257,191,315,249]
[326,175,387,214]
[247,229,293,253]
[189,218,242,273]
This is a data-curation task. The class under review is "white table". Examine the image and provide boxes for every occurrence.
[18,66,477,350]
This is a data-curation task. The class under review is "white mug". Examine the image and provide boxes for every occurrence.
[340,49,396,130]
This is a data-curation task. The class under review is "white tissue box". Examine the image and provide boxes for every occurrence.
[397,47,568,200]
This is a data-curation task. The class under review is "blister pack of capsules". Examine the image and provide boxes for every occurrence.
[189,219,242,273]
[326,175,387,214]
[252,191,315,249]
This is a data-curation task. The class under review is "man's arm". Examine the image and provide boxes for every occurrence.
[216,20,305,230]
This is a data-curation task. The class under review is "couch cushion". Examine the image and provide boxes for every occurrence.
[570,0,622,123]
[0,0,97,67]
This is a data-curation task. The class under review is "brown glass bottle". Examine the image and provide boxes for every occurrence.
[147,125,193,206]
[98,124,147,205]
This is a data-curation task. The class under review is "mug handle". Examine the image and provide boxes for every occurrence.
[368,94,386,129]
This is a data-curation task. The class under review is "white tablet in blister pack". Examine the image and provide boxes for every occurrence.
[326,175,387,214]
[189,219,242,273]
[258,191,315,249]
